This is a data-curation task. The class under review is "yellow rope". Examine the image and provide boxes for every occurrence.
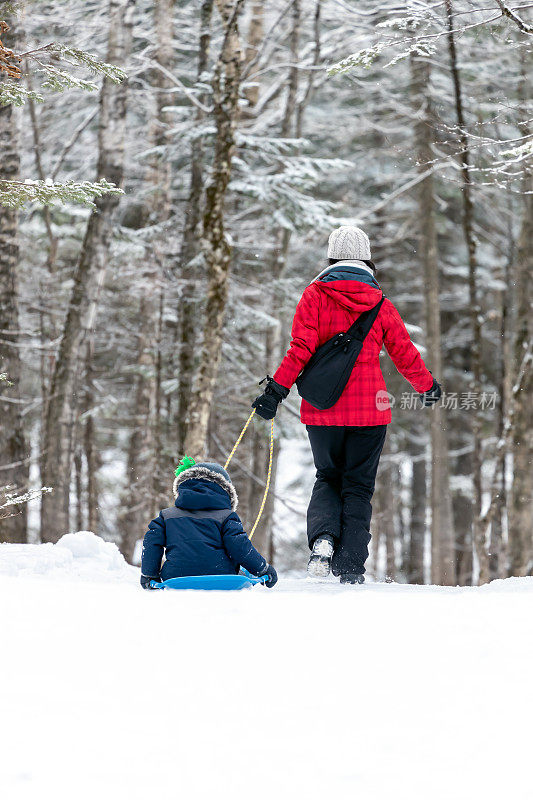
[223,409,275,541]
[249,418,274,541]
[224,409,256,471]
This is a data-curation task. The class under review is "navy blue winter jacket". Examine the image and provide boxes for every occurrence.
[141,478,267,580]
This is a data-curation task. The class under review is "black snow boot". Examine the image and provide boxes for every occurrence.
[340,573,365,585]
[307,534,335,578]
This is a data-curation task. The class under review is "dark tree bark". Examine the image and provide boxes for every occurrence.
[177,0,215,454]
[254,0,301,562]
[453,445,474,586]
[119,0,175,549]
[406,422,426,584]
[243,1,264,108]
[508,44,533,577]
[508,188,532,575]
[119,296,156,562]
[444,0,484,583]
[489,224,514,580]
[73,443,83,532]
[384,463,396,582]
[185,0,245,458]
[479,342,532,547]
[83,340,100,532]
[410,50,455,585]
[0,18,29,543]
[295,0,321,140]
[40,0,135,541]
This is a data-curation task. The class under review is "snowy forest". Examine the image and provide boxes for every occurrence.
[1,0,531,585]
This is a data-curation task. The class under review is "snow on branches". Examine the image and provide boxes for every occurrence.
[0,13,128,207]
[0,178,124,210]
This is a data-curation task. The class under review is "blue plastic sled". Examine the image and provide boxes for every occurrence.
[150,569,268,592]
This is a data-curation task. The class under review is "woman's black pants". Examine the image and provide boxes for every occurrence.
[306,424,387,575]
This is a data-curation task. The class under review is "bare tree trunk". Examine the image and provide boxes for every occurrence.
[508,189,533,575]
[177,0,214,454]
[83,340,100,532]
[184,0,245,458]
[153,287,167,509]
[444,0,484,583]
[453,448,474,585]
[26,71,61,502]
[0,18,29,543]
[40,0,135,541]
[280,0,299,139]
[74,443,83,532]
[295,0,321,140]
[153,0,174,201]
[410,51,455,585]
[384,465,396,582]
[144,0,175,508]
[479,342,532,546]
[253,0,301,561]
[490,238,513,580]
[243,1,264,107]
[406,423,426,584]
[119,296,156,562]
[508,43,533,577]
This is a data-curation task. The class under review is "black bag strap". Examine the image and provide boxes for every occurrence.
[343,297,385,342]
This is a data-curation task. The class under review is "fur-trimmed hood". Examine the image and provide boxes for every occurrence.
[173,465,238,512]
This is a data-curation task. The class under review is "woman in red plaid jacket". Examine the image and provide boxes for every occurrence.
[252,226,442,584]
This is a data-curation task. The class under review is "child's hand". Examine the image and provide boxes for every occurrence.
[260,563,278,588]
[140,574,160,590]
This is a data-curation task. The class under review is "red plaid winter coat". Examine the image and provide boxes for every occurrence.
[273,268,433,426]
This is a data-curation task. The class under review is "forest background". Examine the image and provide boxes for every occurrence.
[0,0,531,586]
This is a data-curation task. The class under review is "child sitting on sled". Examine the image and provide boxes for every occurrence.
[140,457,278,589]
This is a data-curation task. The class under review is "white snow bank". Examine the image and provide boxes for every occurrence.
[1,548,532,800]
[0,531,137,582]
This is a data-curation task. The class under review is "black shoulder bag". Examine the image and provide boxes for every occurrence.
[295,298,385,410]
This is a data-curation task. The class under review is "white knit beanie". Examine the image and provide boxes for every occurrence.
[327,226,371,261]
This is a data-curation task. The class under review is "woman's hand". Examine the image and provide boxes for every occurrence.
[419,378,442,407]
[252,376,289,420]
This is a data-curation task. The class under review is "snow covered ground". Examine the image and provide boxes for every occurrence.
[1,533,532,800]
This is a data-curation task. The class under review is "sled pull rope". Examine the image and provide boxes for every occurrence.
[224,409,256,471]
[224,409,274,541]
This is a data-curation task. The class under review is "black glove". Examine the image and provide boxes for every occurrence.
[420,378,442,407]
[259,563,278,588]
[252,376,289,420]
[140,574,160,590]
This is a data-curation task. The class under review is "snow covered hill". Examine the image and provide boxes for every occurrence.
[1,533,532,800]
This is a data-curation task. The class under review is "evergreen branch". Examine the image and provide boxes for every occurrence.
[0,2,23,14]
[328,39,436,75]
[0,485,53,515]
[37,62,99,93]
[48,43,127,83]
[0,81,44,106]
[0,178,124,209]
[0,37,127,105]
[327,43,385,74]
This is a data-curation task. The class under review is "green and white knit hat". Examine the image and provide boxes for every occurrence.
[173,457,238,511]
